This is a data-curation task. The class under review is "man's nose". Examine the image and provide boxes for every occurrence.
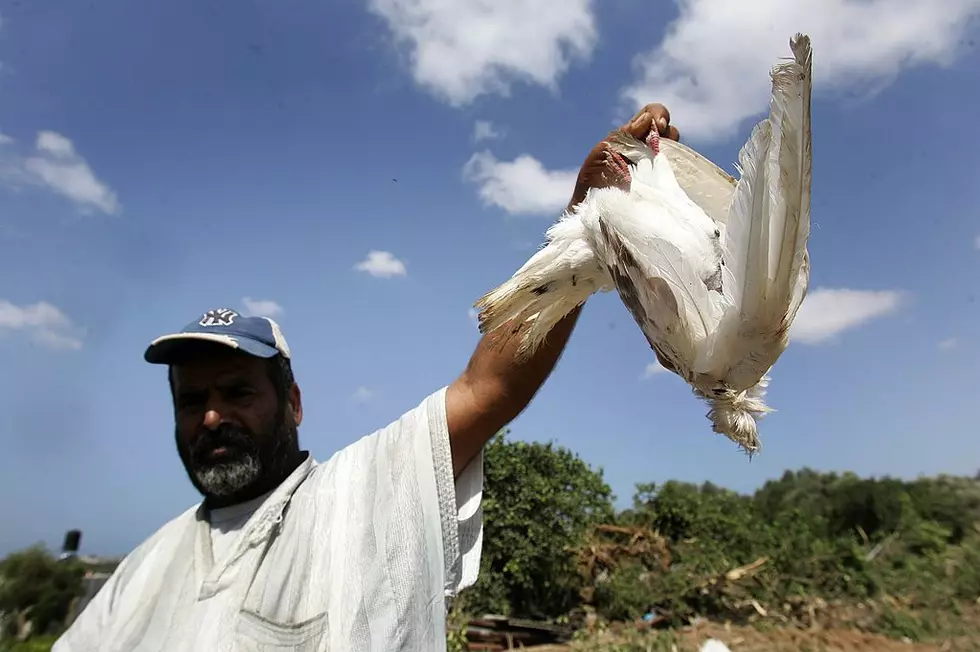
[202,409,222,430]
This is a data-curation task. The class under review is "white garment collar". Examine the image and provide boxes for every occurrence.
[193,454,317,589]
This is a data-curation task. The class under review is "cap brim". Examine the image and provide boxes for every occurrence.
[143,332,280,364]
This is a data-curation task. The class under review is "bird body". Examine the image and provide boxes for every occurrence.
[474,34,813,453]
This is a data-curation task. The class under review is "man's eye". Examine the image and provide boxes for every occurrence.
[177,393,205,409]
[227,387,254,400]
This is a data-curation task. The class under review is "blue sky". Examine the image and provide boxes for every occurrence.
[1,0,979,557]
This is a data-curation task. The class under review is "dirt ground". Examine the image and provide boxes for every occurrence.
[669,621,979,652]
[524,617,979,652]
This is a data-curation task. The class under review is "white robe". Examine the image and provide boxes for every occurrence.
[54,388,483,651]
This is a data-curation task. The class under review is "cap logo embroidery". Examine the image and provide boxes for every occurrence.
[199,308,238,327]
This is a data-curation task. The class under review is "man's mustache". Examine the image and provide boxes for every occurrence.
[190,425,258,464]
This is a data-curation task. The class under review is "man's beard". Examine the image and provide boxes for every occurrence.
[178,418,297,501]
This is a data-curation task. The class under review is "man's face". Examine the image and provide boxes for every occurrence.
[170,351,298,502]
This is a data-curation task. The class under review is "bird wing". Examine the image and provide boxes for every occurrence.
[474,213,610,357]
[658,138,737,227]
[715,33,813,387]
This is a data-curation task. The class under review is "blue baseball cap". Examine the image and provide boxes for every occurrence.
[144,308,291,364]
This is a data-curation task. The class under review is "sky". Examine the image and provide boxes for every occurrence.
[1,0,979,558]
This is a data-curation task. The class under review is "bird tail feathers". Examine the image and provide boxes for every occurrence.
[697,377,773,454]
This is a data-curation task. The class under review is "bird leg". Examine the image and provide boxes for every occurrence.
[646,125,660,157]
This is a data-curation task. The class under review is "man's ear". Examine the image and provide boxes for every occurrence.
[289,383,303,427]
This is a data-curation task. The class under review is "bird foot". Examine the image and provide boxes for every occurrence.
[603,149,632,188]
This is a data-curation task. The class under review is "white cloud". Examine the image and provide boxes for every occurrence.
[17,131,120,214]
[473,120,503,142]
[32,329,85,351]
[367,0,597,106]
[352,386,375,403]
[354,250,408,278]
[463,151,576,216]
[938,337,959,352]
[0,299,83,350]
[790,287,903,345]
[973,235,980,251]
[622,0,980,143]
[468,307,479,324]
[241,297,283,318]
[641,361,668,380]
[0,300,71,330]
[0,133,13,145]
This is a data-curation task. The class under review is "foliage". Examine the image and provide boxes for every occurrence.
[0,547,84,641]
[0,635,57,652]
[445,593,470,652]
[584,470,980,634]
[458,439,980,644]
[463,431,616,619]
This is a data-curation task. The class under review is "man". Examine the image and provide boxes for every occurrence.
[54,103,680,651]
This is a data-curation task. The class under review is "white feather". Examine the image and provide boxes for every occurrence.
[658,138,737,226]
[710,33,812,394]
[473,34,813,454]
[473,214,611,356]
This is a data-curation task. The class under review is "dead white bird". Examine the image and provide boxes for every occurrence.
[474,34,813,453]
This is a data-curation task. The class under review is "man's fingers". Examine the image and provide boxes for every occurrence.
[624,112,654,139]
[624,103,671,139]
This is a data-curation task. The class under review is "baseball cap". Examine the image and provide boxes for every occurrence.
[144,308,291,364]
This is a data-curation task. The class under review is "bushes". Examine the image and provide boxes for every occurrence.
[0,636,59,652]
[0,547,85,641]
[462,437,980,640]
[463,431,615,618]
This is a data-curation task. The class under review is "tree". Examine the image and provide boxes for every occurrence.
[463,431,616,619]
[0,546,85,640]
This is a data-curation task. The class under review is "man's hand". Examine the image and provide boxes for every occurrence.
[568,103,681,208]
